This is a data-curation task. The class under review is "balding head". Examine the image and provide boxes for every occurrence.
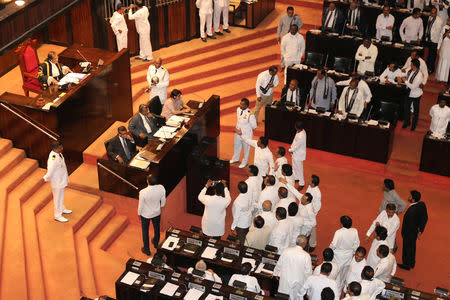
[296,235,307,247]
[262,200,272,211]
[155,57,162,68]
[195,260,207,271]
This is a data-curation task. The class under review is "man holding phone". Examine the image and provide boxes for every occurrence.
[106,126,138,164]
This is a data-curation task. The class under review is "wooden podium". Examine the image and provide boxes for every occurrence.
[0,46,133,173]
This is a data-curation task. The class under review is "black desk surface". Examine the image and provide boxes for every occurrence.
[419,132,450,177]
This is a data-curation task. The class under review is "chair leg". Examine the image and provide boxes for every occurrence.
[24,89,29,97]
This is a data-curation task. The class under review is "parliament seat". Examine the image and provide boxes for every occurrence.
[332,56,352,74]
[303,52,324,69]
[14,38,42,97]
[377,101,399,126]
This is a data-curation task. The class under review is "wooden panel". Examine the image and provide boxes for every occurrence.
[157,6,166,46]
[0,48,18,77]
[48,14,69,44]
[168,0,187,43]
[70,0,94,47]
[189,0,198,38]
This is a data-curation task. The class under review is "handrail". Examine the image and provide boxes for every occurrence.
[0,102,60,141]
[97,162,139,190]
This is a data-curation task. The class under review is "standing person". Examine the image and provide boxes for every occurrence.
[376,6,395,41]
[229,263,261,293]
[400,59,424,131]
[298,263,339,300]
[274,235,312,299]
[254,66,279,123]
[289,120,307,189]
[399,8,424,44]
[277,6,303,69]
[337,79,365,118]
[307,174,321,252]
[355,38,378,75]
[321,2,344,33]
[401,51,428,84]
[379,179,407,214]
[280,24,305,76]
[287,202,304,247]
[344,1,363,35]
[398,190,428,270]
[245,216,272,250]
[436,17,450,82]
[252,200,278,230]
[343,247,367,292]
[374,245,397,281]
[343,282,367,300]
[242,137,274,177]
[313,248,340,280]
[128,1,152,61]
[308,69,337,111]
[43,141,70,223]
[110,3,128,52]
[245,165,263,213]
[424,7,443,74]
[196,0,214,42]
[268,207,293,253]
[198,180,231,239]
[138,174,166,256]
[230,98,257,168]
[365,226,389,269]
[429,98,450,138]
[146,58,170,108]
[256,175,279,212]
[213,0,231,36]
[231,181,253,244]
[360,266,385,300]
[281,79,302,106]
[366,203,400,251]
[273,147,288,180]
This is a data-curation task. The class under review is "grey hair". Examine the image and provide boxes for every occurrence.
[195,259,207,271]
[296,235,308,245]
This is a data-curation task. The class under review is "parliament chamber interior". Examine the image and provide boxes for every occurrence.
[0,0,449,299]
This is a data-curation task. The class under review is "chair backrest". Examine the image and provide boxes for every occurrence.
[104,137,115,161]
[379,101,399,125]
[14,39,40,80]
[303,52,324,68]
[333,57,351,73]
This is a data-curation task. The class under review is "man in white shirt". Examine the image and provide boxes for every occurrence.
[256,175,279,212]
[273,146,288,180]
[337,74,372,106]
[245,165,263,213]
[430,0,449,24]
[343,247,367,292]
[138,174,166,256]
[429,98,450,138]
[252,200,278,230]
[245,216,272,250]
[424,8,443,73]
[231,98,257,168]
[287,202,304,247]
[376,6,395,41]
[128,2,152,61]
[289,120,307,187]
[365,226,389,269]
[355,38,378,75]
[146,58,170,106]
[276,164,296,198]
[110,4,128,51]
[281,24,305,81]
[400,8,424,43]
[374,245,397,282]
[213,0,231,36]
[188,260,222,283]
[379,63,401,84]
[343,282,369,300]
[274,186,295,212]
[400,59,424,131]
[229,263,261,293]
[299,263,339,300]
[43,141,71,223]
[402,51,428,84]
[242,137,274,177]
[284,182,316,237]
[330,216,360,291]
[269,207,293,253]
[313,248,340,280]
[196,0,215,42]
[337,79,365,118]
[306,174,321,252]
[365,203,400,250]
[254,65,279,122]
[231,181,253,244]
[436,18,450,82]
[274,235,312,299]
[360,266,385,300]
[407,0,427,10]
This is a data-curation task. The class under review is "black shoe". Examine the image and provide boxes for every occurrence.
[410,125,416,131]
[215,31,224,36]
[308,247,315,253]
[402,123,409,129]
[141,247,151,256]
[223,29,231,33]
[207,35,217,39]
[201,37,207,42]
[398,263,411,270]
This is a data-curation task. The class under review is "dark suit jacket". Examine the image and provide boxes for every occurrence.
[280,86,302,106]
[345,8,365,35]
[321,7,344,33]
[128,113,158,138]
[148,96,163,116]
[106,135,138,164]
[401,201,428,238]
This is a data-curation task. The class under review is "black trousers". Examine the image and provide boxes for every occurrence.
[425,41,438,73]
[403,96,421,128]
[236,227,249,245]
[140,215,161,252]
[402,234,417,268]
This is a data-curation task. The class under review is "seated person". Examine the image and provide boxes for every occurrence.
[188,259,222,283]
[106,126,138,164]
[355,38,378,75]
[229,262,262,294]
[161,89,191,119]
[379,62,401,84]
[308,69,337,111]
[429,98,450,138]
[128,104,158,147]
[280,79,302,106]
[344,1,363,35]
[147,252,173,270]
[337,78,365,118]
[37,51,72,89]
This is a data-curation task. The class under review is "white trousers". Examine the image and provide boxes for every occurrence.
[138,29,153,60]
[213,4,229,32]
[292,158,304,185]
[116,32,128,52]
[199,13,213,38]
[52,187,66,218]
[231,133,251,164]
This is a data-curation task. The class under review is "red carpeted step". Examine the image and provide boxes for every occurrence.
[0,138,12,157]
[0,148,25,179]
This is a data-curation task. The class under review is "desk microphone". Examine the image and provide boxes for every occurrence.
[341,17,348,36]
[192,92,206,108]
[77,49,91,73]
[77,49,89,63]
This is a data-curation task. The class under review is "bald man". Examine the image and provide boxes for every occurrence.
[147,58,170,106]
[251,200,277,230]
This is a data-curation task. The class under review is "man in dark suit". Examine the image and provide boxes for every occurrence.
[399,190,428,270]
[280,79,303,107]
[106,126,138,164]
[344,1,365,36]
[321,2,344,33]
[128,104,159,147]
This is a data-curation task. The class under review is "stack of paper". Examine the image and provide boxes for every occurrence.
[184,288,204,300]
[160,282,179,296]
[166,115,190,127]
[154,126,177,139]
[129,158,150,169]
[201,247,218,259]
[161,236,180,250]
[120,271,140,285]
[58,73,86,85]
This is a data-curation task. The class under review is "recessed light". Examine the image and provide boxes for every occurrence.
[15,0,26,6]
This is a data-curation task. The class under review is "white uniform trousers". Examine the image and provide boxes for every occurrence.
[284,59,300,84]
[213,1,229,32]
[292,157,304,185]
[52,187,67,218]
[309,226,317,247]
[116,32,128,52]
[200,13,213,38]
[138,29,153,60]
[231,134,251,165]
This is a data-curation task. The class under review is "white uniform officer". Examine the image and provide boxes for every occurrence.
[146,58,170,105]
[43,141,70,223]
[110,4,128,52]
[128,2,153,61]
[230,98,257,169]
[213,0,230,35]
[289,120,307,187]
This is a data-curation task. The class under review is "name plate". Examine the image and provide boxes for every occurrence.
[188,282,206,292]
[254,295,264,300]
[212,283,222,292]
[187,237,203,246]
[148,271,165,281]
[171,229,181,234]
[230,293,247,300]
[261,257,277,265]
[132,261,142,267]
[224,247,240,256]
[411,291,421,297]
[383,289,404,299]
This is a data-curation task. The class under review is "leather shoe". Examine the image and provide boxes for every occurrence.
[207,35,217,39]
[141,247,151,256]
[223,29,231,33]
[62,209,72,214]
[398,263,411,270]
[54,216,68,223]
[402,123,409,129]
[201,37,207,42]
[215,31,224,36]
[410,125,416,131]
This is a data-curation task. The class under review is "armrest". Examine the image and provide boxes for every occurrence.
[23,72,38,79]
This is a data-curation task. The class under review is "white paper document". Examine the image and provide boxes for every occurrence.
[205,294,224,300]
[154,126,177,139]
[160,282,179,296]
[129,159,150,169]
[184,288,204,300]
[161,236,180,251]
[201,247,218,259]
[58,72,86,85]
[120,271,140,285]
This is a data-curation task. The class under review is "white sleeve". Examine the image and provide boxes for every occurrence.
[330,231,339,250]
[249,114,257,129]
[128,9,136,20]
[160,187,167,208]
[355,45,364,61]
[273,74,279,88]
[368,46,378,63]
[43,157,56,182]
[138,191,144,216]
[300,36,305,58]
[429,106,434,118]
[231,201,239,230]
[375,15,383,31]
[158,70,170,88]
[198,187,209,204]
[242,138,257,147]
[366,213,381,237]
[146,66,153,86]
[280,36,287,57]
[256,74,263,97]
[399,20,407,41]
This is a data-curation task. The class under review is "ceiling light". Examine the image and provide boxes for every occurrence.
[15,0,25,6]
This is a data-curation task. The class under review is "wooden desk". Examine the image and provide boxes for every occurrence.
[265,106,394,163]
[419,132,450,177]
[230,0,275,29]
[0,46,132,172]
